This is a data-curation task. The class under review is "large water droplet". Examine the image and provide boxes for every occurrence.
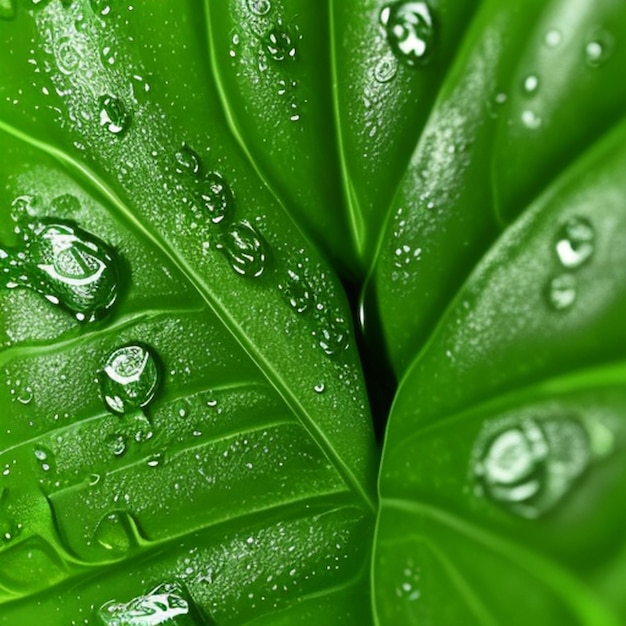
[174,144,202,177]
[93,511,135,554]
[1,220,120,322]
[217,221,269,278]
[547,273,577,311]
[247,0,271,16]
[473,418,591,518]
[197,172,233,225]
[98,582,206,625]
[264,26,296,62]
[555,216,594,269]
[279,268,313,314]
[379,1,435,68]
[0,0,16,21]
[100,344,161,416]
[98,95,131,136]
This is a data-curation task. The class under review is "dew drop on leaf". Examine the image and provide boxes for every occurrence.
[313,312,350,358]
[247,0,271,17]
[544,28,562,48]
[33,445,56,474]
[522,74,539,95]
[473,418,592,518]
[54,35,81,75]
[1,220,119,322]
[106,433,128,457]
[547,272,577,311]
[373,54,398,84]
[93,511,136,554]
[555,216,595,269]
[0,0,16,21]
[379,1,435,68]
[99,344,161,416]
[98,94,131,136]
[97,581,207,626]
[264,26,296,62]
[584,34,613,68]
[90,0,111,17]
[174,144,202,177]
[217,221,269,278]
[197,172,234,225]
[278,268,314,314]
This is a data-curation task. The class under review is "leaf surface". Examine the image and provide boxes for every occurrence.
[0,2,376,623]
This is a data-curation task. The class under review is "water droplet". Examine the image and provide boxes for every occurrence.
[380,1,435,68]
[523,74,539,95]
[107,433,128,457]
[16,386,33,405]
[54,35,81,74]
[90,0,111,16]
[100,344,161,415]
[217,221,269,278]
[521,109,542,129]
[98,95,131,136]
[197,172,233,225]
[473,418,591,518]
[545,29,562,48]
[51,194,81,216]
[93,511,135,554]
[555,216,594,269]
[174,144,202,177]
[279,268,313,314]
[0,0,16,21]
[374,54,398,83]
[247,0,271,16]
[98,582,203,625]
[1,221,120,322]
[314,383,325,394]
[313,312,350,358]
[100,43,116,66]
[131,74,151,101]
[146,452,164,468]
[547,273,577,311]
[174,399,189,418]
[34,446,55,473]
[264,27,296,62]
[584,33,613,68]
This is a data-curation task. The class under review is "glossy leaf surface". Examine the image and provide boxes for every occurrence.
[0,2,375,623]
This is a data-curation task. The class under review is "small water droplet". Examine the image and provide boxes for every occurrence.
[100,43,116,66]
[264,27,296,62]
[131,74,151,101]
[146,452,164,468]
[33,446,55,474]
[89,473,101,486]
[16,386,33,405]
[93,511,135,554]
[523,74,539,95]
[314,383,325,394]
[98,95,131,136]
[100,344,161,415]
[2,220,120,322]
[197,172,234,225]
[313,312,350,358]
[247,0,271,16]
[54,35,81,74]
[217,221,269,278]
[279,268,313,314]
[174,399,189,418]
[90,0,111,16]
[107,433,128,457]
[545,29,562,48]
[547,273,577,311]
[374,54,398,83]
[0,0,16,21]
[555,216,594,269]
[174,144,202,177]
[473,418,592,518]
[380,1,435,68]
[98,582,203,625]
[521,109,542,129]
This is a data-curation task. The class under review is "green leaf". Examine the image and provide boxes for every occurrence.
[0,2,376,623]
[370,0,626,376]
[374,95,626,623]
